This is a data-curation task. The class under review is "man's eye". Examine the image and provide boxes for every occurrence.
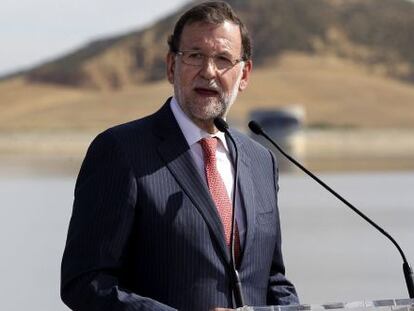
[216,56,232,63]
[188,52,203,59]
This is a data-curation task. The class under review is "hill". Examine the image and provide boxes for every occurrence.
[2,52,414,131]
[1,0,414,132]
[19,0,414,89]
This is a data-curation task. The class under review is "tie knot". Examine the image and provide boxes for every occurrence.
[199,137,218,160]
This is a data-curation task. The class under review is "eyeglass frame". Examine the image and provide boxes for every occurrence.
[175,50,245,70]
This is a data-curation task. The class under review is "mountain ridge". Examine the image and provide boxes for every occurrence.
[2,0,414,131]
[9,0,414,90]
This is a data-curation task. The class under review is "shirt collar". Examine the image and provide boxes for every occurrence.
[170,96,229,150]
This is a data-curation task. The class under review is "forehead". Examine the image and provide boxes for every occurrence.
[179,21,242,54]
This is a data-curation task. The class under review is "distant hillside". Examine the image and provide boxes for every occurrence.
[2,52,414,132]
[20,0,414,89]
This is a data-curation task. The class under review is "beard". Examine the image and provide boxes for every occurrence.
[174,69,243,125]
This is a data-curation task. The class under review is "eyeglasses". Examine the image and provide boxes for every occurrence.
[176,50,244,70]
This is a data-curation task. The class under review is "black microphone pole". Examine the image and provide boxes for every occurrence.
[214,117,245,307]
[248,120,414,299]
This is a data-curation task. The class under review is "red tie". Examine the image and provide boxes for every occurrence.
[199,137,240,262]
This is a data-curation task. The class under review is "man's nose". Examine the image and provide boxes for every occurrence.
[198,56,217,80]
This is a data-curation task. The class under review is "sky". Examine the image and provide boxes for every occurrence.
[0,0,191,76]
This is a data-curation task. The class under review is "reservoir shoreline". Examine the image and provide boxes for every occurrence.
[1,128,413,175]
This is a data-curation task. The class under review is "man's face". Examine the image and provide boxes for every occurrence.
[167,21,252,131]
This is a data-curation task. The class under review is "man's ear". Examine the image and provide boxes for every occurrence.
[239,60,253,92]
[166,52,175,84]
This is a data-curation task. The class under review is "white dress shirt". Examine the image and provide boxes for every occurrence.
[170,97,235,200]
[170,97,246,249]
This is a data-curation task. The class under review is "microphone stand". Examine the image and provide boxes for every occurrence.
[248,120,414,299]
[214,117,245,307]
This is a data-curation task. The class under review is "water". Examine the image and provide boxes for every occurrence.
[0,170,413,310]
[279,171,414,304]
[0,176,74,310]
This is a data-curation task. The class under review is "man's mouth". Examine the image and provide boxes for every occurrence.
[194,87,219,96]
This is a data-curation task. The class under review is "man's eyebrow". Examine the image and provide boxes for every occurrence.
[182,47,202,51]
[216,50,232,56]
[185,49,233,56]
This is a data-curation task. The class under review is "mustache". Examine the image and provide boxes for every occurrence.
[193,80,221,92]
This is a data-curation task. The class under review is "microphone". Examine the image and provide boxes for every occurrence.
[214,117,245,307]
[248,120,414,299]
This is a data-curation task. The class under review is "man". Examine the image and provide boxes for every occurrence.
[61,1,299,310]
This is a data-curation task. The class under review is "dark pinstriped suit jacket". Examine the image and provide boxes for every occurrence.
[61,98,298,311]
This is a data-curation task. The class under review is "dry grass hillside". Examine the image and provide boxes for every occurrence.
[1,52,414,132]
[12,0,414,90]
[2,0,414,131]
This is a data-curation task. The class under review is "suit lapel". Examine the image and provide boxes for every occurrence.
[228,129,256,269]
[154,100,230,263]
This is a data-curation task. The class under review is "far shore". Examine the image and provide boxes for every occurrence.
[1,128,414,175]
